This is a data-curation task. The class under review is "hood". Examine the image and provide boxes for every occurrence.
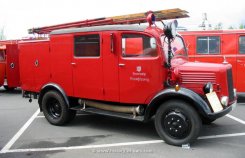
[172,58,231,76]
[170,58,233,97]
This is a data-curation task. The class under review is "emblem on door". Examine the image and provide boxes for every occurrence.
[136,66,142,72]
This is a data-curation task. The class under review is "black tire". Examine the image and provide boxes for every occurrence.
[4,86,15,91]
[155,100,202,146]
[42,91,76,125]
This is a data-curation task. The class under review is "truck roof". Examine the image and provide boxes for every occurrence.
[50,25,148,35]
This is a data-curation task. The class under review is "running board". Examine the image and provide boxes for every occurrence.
[71,106,144,122]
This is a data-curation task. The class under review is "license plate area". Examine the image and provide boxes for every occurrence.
[206,92,223,113]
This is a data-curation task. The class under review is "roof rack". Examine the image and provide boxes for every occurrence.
[28,8,189,34]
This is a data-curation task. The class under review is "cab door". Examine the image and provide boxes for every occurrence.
[72,33,104,100]
[118,33,162,104]
[237,35,245,92]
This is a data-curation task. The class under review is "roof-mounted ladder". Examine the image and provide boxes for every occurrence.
[28,8,189,34]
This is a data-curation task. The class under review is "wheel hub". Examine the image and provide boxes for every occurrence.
[48,101,61,118]
[163,112,189,138]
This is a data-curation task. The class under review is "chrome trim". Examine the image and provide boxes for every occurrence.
[221,96,228,107]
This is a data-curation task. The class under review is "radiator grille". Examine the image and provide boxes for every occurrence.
[179,72,216,84]
[227,68,235,101]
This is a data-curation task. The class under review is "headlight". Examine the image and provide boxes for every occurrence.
[203,82,213,94]
[221,96,228,107]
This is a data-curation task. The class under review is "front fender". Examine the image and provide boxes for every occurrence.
[144,88,212,122]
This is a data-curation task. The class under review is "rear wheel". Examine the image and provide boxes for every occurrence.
[42,91,76,125]
[155,100,202,146]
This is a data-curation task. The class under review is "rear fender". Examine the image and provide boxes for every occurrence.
[144,88,211,122]
[38,83,70,111]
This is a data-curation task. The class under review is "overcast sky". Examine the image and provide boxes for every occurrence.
[0,0,244,39]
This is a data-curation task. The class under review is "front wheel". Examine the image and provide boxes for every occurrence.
[155,100,202,146]
[42,91,76,125]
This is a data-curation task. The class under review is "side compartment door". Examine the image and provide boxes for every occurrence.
[118,33,162,104]
[72,33,104,100]
[6,44,20,88]
[19,43,36,92]
[50,35,74,96]
[237,35,245,92]
[34,41,50,91]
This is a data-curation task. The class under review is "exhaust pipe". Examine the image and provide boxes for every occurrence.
[79,99,144,116]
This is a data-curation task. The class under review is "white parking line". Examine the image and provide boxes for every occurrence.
[2,140,164,153]
[35,115,45,118]
[1,132,245,153]
[226,114,245,125]
[0,109,40,153]
[198,132,245,139]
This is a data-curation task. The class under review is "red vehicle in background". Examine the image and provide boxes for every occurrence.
[0,41,20,90]
[180,30,245,95]
[19,9,236,146]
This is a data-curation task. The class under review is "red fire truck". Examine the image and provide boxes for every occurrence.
[0,41,20,90]
[19,9,236,146]
[180,30,245,95]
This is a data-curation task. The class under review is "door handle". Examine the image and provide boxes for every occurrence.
[10,62,15,69]
[71,62,76,65]
[119,63,125,67]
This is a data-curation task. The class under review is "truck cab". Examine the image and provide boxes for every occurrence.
[19,9,237,146]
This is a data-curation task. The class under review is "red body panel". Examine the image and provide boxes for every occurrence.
[6,44,20,88]
[49,35,74,96]
[101,32,119,102]
[180,30,245,92]
[0,41,20,88]
[19,28,165,104]
[19,40,50,92]
[72,32,103,100]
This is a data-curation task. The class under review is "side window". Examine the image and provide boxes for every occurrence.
[239,36,245,54]
[197,36,220,54]
[0,50,5,61]
[122,34,157,57]
[74,34,100,57]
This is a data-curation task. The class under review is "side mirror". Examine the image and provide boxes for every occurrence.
[164,20,178,40]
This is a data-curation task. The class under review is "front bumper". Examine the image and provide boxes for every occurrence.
[207,101,237,120]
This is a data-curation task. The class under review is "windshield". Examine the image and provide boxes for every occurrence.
[161,35,187,60]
